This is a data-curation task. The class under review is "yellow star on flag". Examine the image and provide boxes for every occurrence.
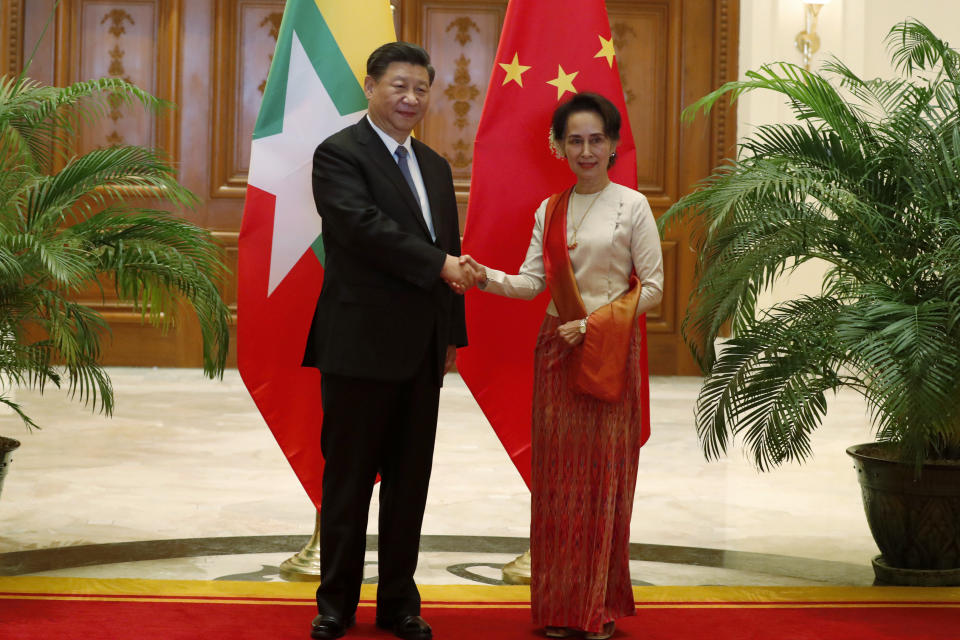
[546,65,578,100]
[499,52,531,87]
[594,35,616,67]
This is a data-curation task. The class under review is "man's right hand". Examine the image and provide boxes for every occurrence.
[441,254,475,294]
[458,255,487,288]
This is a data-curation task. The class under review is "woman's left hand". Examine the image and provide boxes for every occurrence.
[557,319,585,346]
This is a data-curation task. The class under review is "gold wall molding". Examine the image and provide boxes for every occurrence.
[211,231,239,316]
[611,21,638,105]
[55,0,182,195]
[712,0,737,168]
[444,53,479,130]
[410,1,509,224]
[101,8,134,37]
[5,0,24,76]
[446,15,478,45]
[442,15,485,171]
[607,0,673,205]
[102,8,136,145]
[645,240,676,333]
[211,0,287,199]
[107,44,129,80]
[257,11,282,95]
[446,139,472,170]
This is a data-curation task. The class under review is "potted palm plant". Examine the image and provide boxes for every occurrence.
[0,70,231,499]
[659,20,960,585]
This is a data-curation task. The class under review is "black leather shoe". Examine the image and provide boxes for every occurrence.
[310,614,356,639]
[376,615,432,640]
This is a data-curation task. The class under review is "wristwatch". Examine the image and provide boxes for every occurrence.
[578,318,587,334]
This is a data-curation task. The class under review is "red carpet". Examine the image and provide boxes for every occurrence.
[2,578,959,639]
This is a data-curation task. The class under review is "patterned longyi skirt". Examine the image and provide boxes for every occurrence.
[529,314,645,634]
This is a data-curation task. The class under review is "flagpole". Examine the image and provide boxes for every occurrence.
[279,510,324,580]
[502,548,531,584]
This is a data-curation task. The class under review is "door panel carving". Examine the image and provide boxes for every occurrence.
[416,3,506,227]
[211,0,286,198]
[608,1,678,208]
[2,0,24,76]
[61,1,179,164]
[52,1,185,365]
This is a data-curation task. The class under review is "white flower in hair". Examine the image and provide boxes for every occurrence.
[548,129,564,159]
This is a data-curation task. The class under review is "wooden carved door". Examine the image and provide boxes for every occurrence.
[2,0,737,376]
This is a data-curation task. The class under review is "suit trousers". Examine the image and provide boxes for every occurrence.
[315,350,441,622]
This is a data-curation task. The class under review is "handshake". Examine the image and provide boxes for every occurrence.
[441,254,486,294]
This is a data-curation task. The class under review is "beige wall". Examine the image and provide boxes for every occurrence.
[737,0,960,310]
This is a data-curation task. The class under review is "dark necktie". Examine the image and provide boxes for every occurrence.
[394,146,421,209]
[395,146,435,240]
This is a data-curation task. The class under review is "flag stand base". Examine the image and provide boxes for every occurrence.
[280,511,323,581]
[502,548,531,584]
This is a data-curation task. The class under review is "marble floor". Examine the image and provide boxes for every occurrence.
[0,368,882,586]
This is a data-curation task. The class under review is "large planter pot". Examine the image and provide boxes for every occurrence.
[0,436,20,501]
[848,442,960,586]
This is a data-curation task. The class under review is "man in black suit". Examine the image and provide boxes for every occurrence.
[303,42,475,640]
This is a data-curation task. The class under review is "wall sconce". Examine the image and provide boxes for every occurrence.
[795,0,832,71]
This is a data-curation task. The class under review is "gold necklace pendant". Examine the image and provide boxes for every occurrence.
[567,184,607,251]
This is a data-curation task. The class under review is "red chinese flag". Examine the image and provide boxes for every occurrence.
[457,0,646,488]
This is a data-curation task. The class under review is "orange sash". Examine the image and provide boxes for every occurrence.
[543,187,641,403]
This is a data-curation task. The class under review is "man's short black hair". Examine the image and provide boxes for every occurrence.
[550,92,622,166]
[367,41,436,85]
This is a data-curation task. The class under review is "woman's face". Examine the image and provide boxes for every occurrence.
[561,111,618,182]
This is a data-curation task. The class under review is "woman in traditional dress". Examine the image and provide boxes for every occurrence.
[463,93,663,639]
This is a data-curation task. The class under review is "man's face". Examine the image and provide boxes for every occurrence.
[364,62,432,143]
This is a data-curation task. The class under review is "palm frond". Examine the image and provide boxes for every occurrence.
[886,20,960,84]
[0,69,229,431]
[696,297,845,469]
[0,75,166,170]
[663,19,960,470]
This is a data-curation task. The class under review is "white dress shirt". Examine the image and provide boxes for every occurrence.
[482,183,664,318]
[366,115,436,241]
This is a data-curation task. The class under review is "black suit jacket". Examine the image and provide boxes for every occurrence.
[302,117,467,382]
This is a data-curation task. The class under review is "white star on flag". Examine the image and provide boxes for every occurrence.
[247,32,365,296]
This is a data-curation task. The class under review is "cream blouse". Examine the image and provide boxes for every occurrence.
[482,183,664,318]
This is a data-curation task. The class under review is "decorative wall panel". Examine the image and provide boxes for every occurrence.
[19,0,57,86]
[62,1,179,160]
[607,0,679,210]
[420,5,503,186]
[55,1,180,332]
[645,240,676,334]
[213,232,240,315]
[3,0,23,76]
[712,0,738,167]
[211,0,285,198]
[86,4,153,148]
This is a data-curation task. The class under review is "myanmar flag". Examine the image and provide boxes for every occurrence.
[457,0,645,488]
[238,0,395,508]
